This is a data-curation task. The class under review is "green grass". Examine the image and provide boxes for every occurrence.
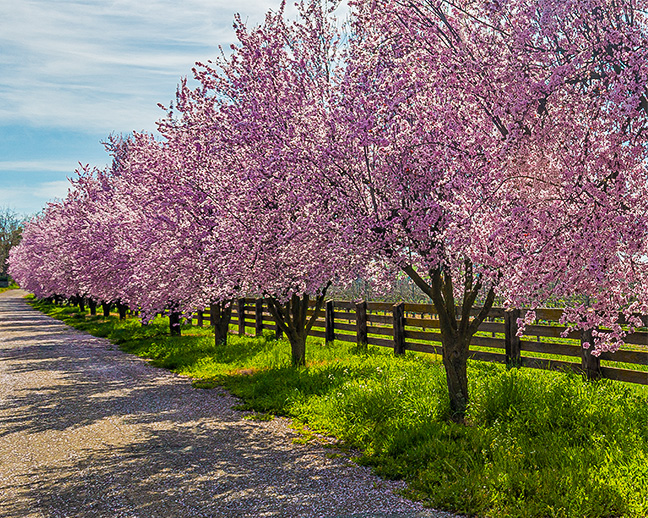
[28,297,648,517]
[0,282,20,294]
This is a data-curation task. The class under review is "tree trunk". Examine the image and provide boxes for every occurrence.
[78,296,85,313]
[210,301,233,345]
[88,299,97,316]
[288,331,308,366]
[402,262,497,422]
[265,285,330,367]
[102,302,111,317]
[116,301,127,320]
[441,330,471,420]
[169,311,181,336]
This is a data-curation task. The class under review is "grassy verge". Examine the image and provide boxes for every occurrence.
[0,283,20,294]
[28,297,648,517]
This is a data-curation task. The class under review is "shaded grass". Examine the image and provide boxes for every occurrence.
[28,297,648,517]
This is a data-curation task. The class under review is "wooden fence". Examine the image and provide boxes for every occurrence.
[192,299,648,386]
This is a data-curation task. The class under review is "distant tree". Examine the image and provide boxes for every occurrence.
[0,208,23,281]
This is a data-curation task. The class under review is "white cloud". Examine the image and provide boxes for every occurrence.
[0,0,287,133]
[0,181,72,216]
[0,160,78,173]
[0,0,348,216]
[32,180,72,200]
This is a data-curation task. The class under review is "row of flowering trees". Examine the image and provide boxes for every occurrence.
[10,0,648,419]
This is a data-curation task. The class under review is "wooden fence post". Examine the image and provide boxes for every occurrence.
[325,300,335,344]
[255,299,264,337]
[581,328,601,381]
[356,300,368,348]
[393,302,405,355]
[505,308,521,366]
[197,310,203,327]
[238,298,246,336]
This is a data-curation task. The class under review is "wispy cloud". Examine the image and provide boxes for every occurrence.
[32,180,72,200]
[1,0,284,133]
[0,180,72,216]
[0,160,79,173]
[0,0,346,215]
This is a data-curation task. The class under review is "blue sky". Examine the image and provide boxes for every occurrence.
[0,0,290,217]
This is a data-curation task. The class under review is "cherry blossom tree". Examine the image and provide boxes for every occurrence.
[9,202,71,300]
[331,0,648,418]
[153,94,246,344]
[75,133,243,336]
[170,0,361,365]
[121,130,245,341]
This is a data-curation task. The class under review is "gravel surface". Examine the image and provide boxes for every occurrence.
[0,290,456,518]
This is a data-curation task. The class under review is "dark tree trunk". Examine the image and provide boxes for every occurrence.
[403,261,497,422]
[77,296,85,313]
[169,311,181,336]
[210,301,233,345]
[581,328,601,381]
[440,330,471,419]
[116,301,127,320]
[102,302,111,317]
[88,299,97,316]
[265,284,330,367]
[289,332,308,366]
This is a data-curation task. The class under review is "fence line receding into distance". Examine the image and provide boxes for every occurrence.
[192,299,648,386]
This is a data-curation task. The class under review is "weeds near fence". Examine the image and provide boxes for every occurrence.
[28,297,648,518]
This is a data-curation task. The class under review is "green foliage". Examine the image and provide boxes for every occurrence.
[30,297,648,517]
[244,412,275,422]
[0,282,20,294]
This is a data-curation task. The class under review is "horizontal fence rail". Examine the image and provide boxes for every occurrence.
[192,299,648,386]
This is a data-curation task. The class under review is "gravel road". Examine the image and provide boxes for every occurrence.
[0,290,455,518]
